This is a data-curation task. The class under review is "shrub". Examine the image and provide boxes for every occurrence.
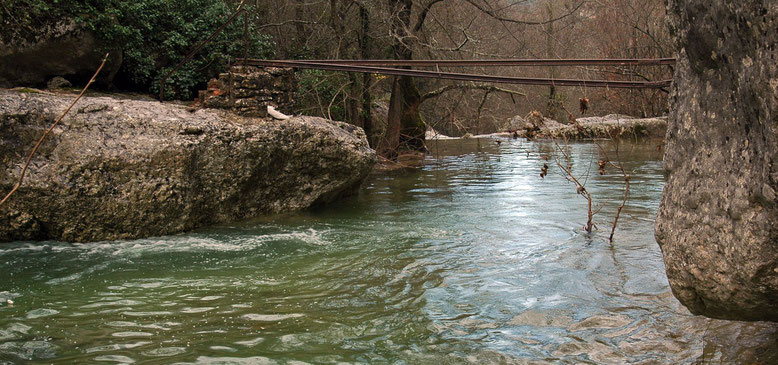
[1,0,275,100]
[295,69,350,121]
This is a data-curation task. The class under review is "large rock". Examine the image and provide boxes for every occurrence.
[0,91,375,242]
[503,112,667,139]
[656,1,778,321]
[0,23,121,88]
[545,114,667,139]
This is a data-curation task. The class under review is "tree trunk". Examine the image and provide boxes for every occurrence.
[295,0,306,49]
[545,1,558,121]
[383,0,425,157]
[358,3,375,147]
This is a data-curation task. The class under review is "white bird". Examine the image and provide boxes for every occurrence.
[6,299,13,305]
[267,105,290,120]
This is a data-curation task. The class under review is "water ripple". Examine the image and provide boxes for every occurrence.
[2,139,776,363]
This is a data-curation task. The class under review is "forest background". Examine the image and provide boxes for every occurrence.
[1,0,672,144]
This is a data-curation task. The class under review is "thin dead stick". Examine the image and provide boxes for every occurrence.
[607,132,631,243]
[0,53,109,209]
[609,174,630,242]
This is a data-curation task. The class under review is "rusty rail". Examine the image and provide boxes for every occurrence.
[239,59,672,89]
[243,58,676,67]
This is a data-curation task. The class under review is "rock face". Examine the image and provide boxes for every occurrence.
[0,23,121,88]
[0,91,376,242]
[656,1,778,321]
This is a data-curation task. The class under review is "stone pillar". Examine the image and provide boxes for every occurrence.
[201,66,296,118]
[656,2,778,321]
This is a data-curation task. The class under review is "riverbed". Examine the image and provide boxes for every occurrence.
[1,138,776,363]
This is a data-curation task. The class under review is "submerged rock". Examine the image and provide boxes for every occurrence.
[0,91,375,242]
[656,1,778,322]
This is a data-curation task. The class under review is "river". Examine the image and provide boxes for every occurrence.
[1,138,776,364]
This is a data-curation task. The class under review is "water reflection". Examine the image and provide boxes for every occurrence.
[1,138,776,363]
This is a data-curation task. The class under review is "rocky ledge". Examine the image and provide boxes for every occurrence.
[0,90,376,242]
[505,113,667,139]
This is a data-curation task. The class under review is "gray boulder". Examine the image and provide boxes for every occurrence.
[503,111,558,132]
[46,77,72,90]
[0,91,376,242]
[656,1,778,321]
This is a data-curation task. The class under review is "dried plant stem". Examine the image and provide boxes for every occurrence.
[610,174,630,242]
[606,133,631,243]
[0,53,109,209]
[550,134,594,233]
[548,106,631,240]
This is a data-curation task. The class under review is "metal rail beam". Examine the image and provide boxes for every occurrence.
[239,59,672,89]
[242,58,676,67]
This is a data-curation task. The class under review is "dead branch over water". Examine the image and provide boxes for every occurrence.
[544,106,632,242]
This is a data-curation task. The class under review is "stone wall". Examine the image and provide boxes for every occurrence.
[656,1,778,322]
[201,65,295,118]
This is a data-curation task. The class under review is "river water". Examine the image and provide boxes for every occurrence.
[1,138,776,364]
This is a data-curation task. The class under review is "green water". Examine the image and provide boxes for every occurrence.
[1,139,776,364]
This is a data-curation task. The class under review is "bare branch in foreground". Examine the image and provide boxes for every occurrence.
[0,53,110,209]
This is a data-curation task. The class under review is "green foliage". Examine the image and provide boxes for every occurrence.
[1,0,275,99]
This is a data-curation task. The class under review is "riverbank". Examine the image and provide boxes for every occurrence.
[506,113,668,140]
[426,114,667,142]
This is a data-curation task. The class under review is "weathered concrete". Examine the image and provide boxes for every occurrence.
[0,90,375,242]
[656,1,778,321]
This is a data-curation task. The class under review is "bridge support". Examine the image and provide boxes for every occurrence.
[200,65,296,118]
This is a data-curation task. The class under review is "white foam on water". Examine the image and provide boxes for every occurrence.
[80,300,144,309]
[25,308,59,319]
[120,311,173,317]
[234,337,265,347]
[111,332,153,338]
[175,356,277,365]
[45,262,111,285]
[104,321,172,331]
[209,346,237,352]
[0,291,20,303]
[11,227,333,261]
[241,313,304,322]
[141,347,187,357]
[93,354,136,363]
[180,307,215,314]
[199,296,224,301]
[86,341,152,353]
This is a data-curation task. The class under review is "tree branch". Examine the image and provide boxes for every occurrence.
[421,83,525,102]
[256,19,318,30]
[413,0,446,34]
[1,53,109,209]
[463,0,585,26]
